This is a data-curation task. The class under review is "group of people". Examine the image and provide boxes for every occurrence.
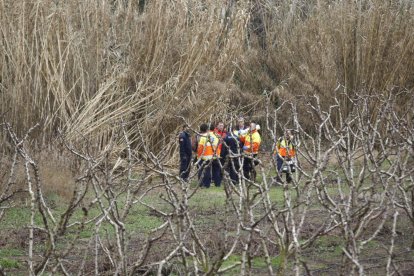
[178,117,297,188]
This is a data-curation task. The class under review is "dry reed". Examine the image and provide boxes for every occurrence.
[1,0,413,155]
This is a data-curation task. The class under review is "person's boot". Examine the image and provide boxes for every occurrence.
[273,175,283,185]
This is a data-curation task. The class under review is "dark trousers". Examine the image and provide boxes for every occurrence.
[276,156,292,183]
[179,155,191,181]
[276,156,284,173]
[198,159,212,188]
[243,154,258,181]
[212,159,222,187]
[227,157,240,184]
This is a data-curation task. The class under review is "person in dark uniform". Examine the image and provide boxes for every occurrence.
[178,124,192,182]
[221,127,241,184]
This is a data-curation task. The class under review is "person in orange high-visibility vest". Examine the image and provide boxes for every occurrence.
[242,122,261,181]
[214,122,226,156]
[197,123,216,188]
[274,129,296,183]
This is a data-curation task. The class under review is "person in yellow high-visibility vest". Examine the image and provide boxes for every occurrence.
[211,122,226,187]
[197,123,217,188]
[274,129,296,183]
[242,122,261,181]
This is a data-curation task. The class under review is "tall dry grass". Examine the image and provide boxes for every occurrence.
[1,0,413,155]
[251,1,414,124]
[0,0,248,154]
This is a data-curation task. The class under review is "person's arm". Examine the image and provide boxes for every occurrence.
[221,136,229,159]
[186,135,193,157]
[290,140,296,158]
[191,135,198,153]
[178,132,184,149]
[275,138,282,158]
[252,133,261,153]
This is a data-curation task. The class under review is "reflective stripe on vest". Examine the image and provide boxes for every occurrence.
[197,135,216,160]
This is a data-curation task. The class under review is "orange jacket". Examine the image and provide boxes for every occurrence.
[197,134,218,160]
[243,130,261,154]
[213,129,226,157]
[275,138,296,157]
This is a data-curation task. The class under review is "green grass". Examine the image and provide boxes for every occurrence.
[0,257,20,269]
[315,235,343,254]
[0,192,167,255]
[125,208,164,234]
[251,255,283,268]
[0,207,44,230]
[267,187,285,202]
[0,248,24,258]
[0,163,406,275]
[219,254,283,275]
[0,182,286,235]
[0,247,25,269]
[178,254,283,275]
[189,187,227,210]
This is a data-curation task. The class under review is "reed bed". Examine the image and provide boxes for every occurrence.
[1,0,413,154]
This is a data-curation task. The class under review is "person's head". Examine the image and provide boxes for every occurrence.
[217,122,224,132]
[285,129,293,140]
[237,117,245,128]
[209,124,215,131]
[182,124,189,132]
[250,122,257,131]
[200,123,208,133]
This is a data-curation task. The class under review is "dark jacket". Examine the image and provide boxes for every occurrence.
[221,132,240,159]
[179,131,192,158]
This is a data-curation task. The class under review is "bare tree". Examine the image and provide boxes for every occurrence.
[1,89,413,275]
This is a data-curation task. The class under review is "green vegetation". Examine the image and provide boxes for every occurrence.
[0,207,44,230]
[0,258,20,269]
[219,254,284,275]
[312,235,344,259]
[1,176,414,275]
[0,248,24,258]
